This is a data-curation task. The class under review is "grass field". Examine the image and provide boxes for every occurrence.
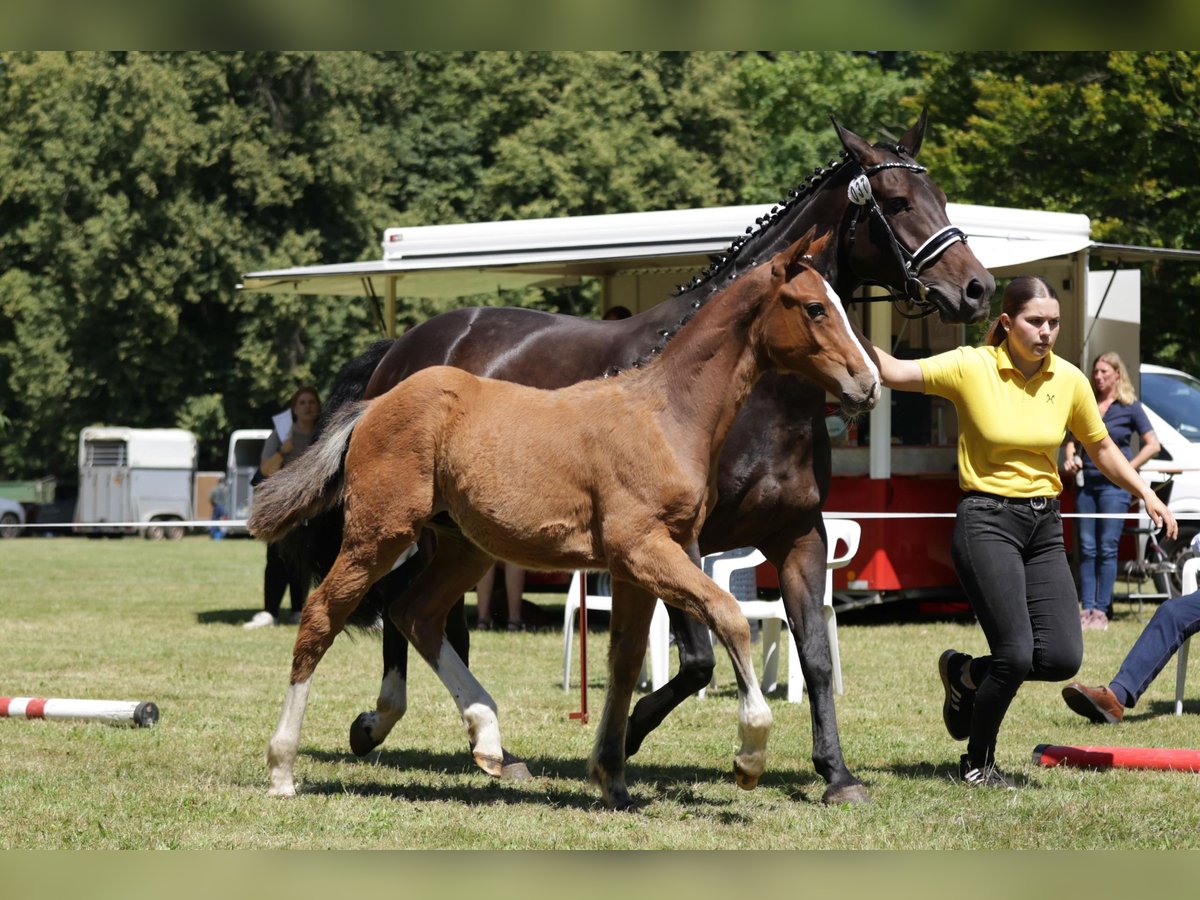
[3,536,1200,850]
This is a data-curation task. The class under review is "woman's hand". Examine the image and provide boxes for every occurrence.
[1144,490,1178,542]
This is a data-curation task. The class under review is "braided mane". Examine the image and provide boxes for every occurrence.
[607,151,852,377]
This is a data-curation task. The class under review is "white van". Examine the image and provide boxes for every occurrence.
[1136,364,1200,582]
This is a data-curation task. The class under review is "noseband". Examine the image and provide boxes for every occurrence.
[845,160,968,318]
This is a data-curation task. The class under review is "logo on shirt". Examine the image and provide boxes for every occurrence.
[1045,393,1055,405]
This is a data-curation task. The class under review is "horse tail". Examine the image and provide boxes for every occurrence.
[276,339,396,587]
[248,401,368,543]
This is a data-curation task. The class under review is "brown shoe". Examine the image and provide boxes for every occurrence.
[1062,682,1124,724]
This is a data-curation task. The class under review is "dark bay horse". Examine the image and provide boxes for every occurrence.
[292,112,995,805]
[251,235,880,806]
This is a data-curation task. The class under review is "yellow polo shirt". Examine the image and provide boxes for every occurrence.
[918,342,1108,497]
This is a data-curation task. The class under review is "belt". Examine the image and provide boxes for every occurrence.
[964,491,1059,511]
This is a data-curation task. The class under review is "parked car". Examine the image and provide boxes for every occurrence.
[1136,363,1200,590]
[0,496,25,538]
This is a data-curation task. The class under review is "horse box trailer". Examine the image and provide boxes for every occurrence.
[225,428,270,533]
[76,427,197,540]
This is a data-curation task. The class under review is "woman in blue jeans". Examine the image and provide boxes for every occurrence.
[1064,352,1160,631]
[873,277,1175,788]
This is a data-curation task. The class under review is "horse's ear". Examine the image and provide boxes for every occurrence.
[898,108,928,158]
[777,228,828,280]
[831,115,874,165]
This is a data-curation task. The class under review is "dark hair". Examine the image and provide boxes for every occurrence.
[289,385,322,416]
[602,305,632,320]
[985,276,1058,347]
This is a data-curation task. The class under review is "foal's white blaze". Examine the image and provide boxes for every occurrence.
[821,276,881,402]
[267,677,311,797]
[435,640,503,763]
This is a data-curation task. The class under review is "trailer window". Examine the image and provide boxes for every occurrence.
[85,440,129,467]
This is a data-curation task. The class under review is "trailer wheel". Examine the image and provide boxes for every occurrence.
[143,518,184,541]
[0,512,19,539]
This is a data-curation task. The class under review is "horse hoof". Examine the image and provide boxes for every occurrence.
[611,793,636,812]
[733,750,766,790]
[349,713,383,757]
[500,750,533,781]
[733,765,761,791]
[822,781,870,805]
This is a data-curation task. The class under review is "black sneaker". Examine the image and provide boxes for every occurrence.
[958,754,1016,789]
[938,649,975,741]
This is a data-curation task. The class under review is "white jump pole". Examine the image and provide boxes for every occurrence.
[0,696,159,727]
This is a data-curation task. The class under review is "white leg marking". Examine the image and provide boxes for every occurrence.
[267,678,311,797]
[734,662,773,789]
[364,669,408,743]
[435,641,503,765]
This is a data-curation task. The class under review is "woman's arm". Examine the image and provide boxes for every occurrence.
[1127,429,1162,471]
[870,343,926,393]
[1084,434,1177,539]
[259,434,294,478]
[1063,439,1082,475]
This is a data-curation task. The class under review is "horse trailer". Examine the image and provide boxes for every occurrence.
[75,427,197,540]
[225,428,270,533]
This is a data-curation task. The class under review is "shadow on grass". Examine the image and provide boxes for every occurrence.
[884,759,1043,789]
[295,743,829,811]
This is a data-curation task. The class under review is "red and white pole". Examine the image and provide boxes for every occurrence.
[0,696,159,727]
[1033,743,1200,772]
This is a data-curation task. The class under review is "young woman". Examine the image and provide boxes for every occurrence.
[245,386,323,630]
[1064,351,1160,630]
[872,276,1175,787]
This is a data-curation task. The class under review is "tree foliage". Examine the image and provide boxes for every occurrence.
[910,51,1200,370]
[4,51,1199,480]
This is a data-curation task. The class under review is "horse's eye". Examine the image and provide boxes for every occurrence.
[805,302,826,319]
[884,197,911,216]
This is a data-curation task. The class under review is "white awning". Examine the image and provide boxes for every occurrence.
[238,201,1097,301]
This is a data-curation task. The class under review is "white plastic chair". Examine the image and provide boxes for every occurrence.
[561,570,670,692]
[691,520,861,703]
[1175,557,1199,715]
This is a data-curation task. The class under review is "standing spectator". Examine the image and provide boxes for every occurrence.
[245,386,322,629]
[474,562,526,631]
[209,474,229,540]
[1063,351,1160,630]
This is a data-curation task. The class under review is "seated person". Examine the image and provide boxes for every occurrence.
[1062,591,1200,722]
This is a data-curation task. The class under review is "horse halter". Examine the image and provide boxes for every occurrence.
[845,160,968,317]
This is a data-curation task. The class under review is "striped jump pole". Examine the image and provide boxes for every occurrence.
[0,696,159,727]
[1033,743,1200,772]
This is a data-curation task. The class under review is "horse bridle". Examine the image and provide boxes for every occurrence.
[845,160,968,318]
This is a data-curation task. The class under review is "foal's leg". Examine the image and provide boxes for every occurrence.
[267,532,415,797]
[620,537,772,791]
[589,581,657,810]
[388,535,531,781]
[772,528,869,805]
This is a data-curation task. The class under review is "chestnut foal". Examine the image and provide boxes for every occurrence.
[250,233,879,808]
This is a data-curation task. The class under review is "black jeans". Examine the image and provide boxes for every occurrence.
[263,541,309,618]
[952,493,1083,765]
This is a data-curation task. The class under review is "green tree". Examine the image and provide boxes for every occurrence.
[910,51,1200,371]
